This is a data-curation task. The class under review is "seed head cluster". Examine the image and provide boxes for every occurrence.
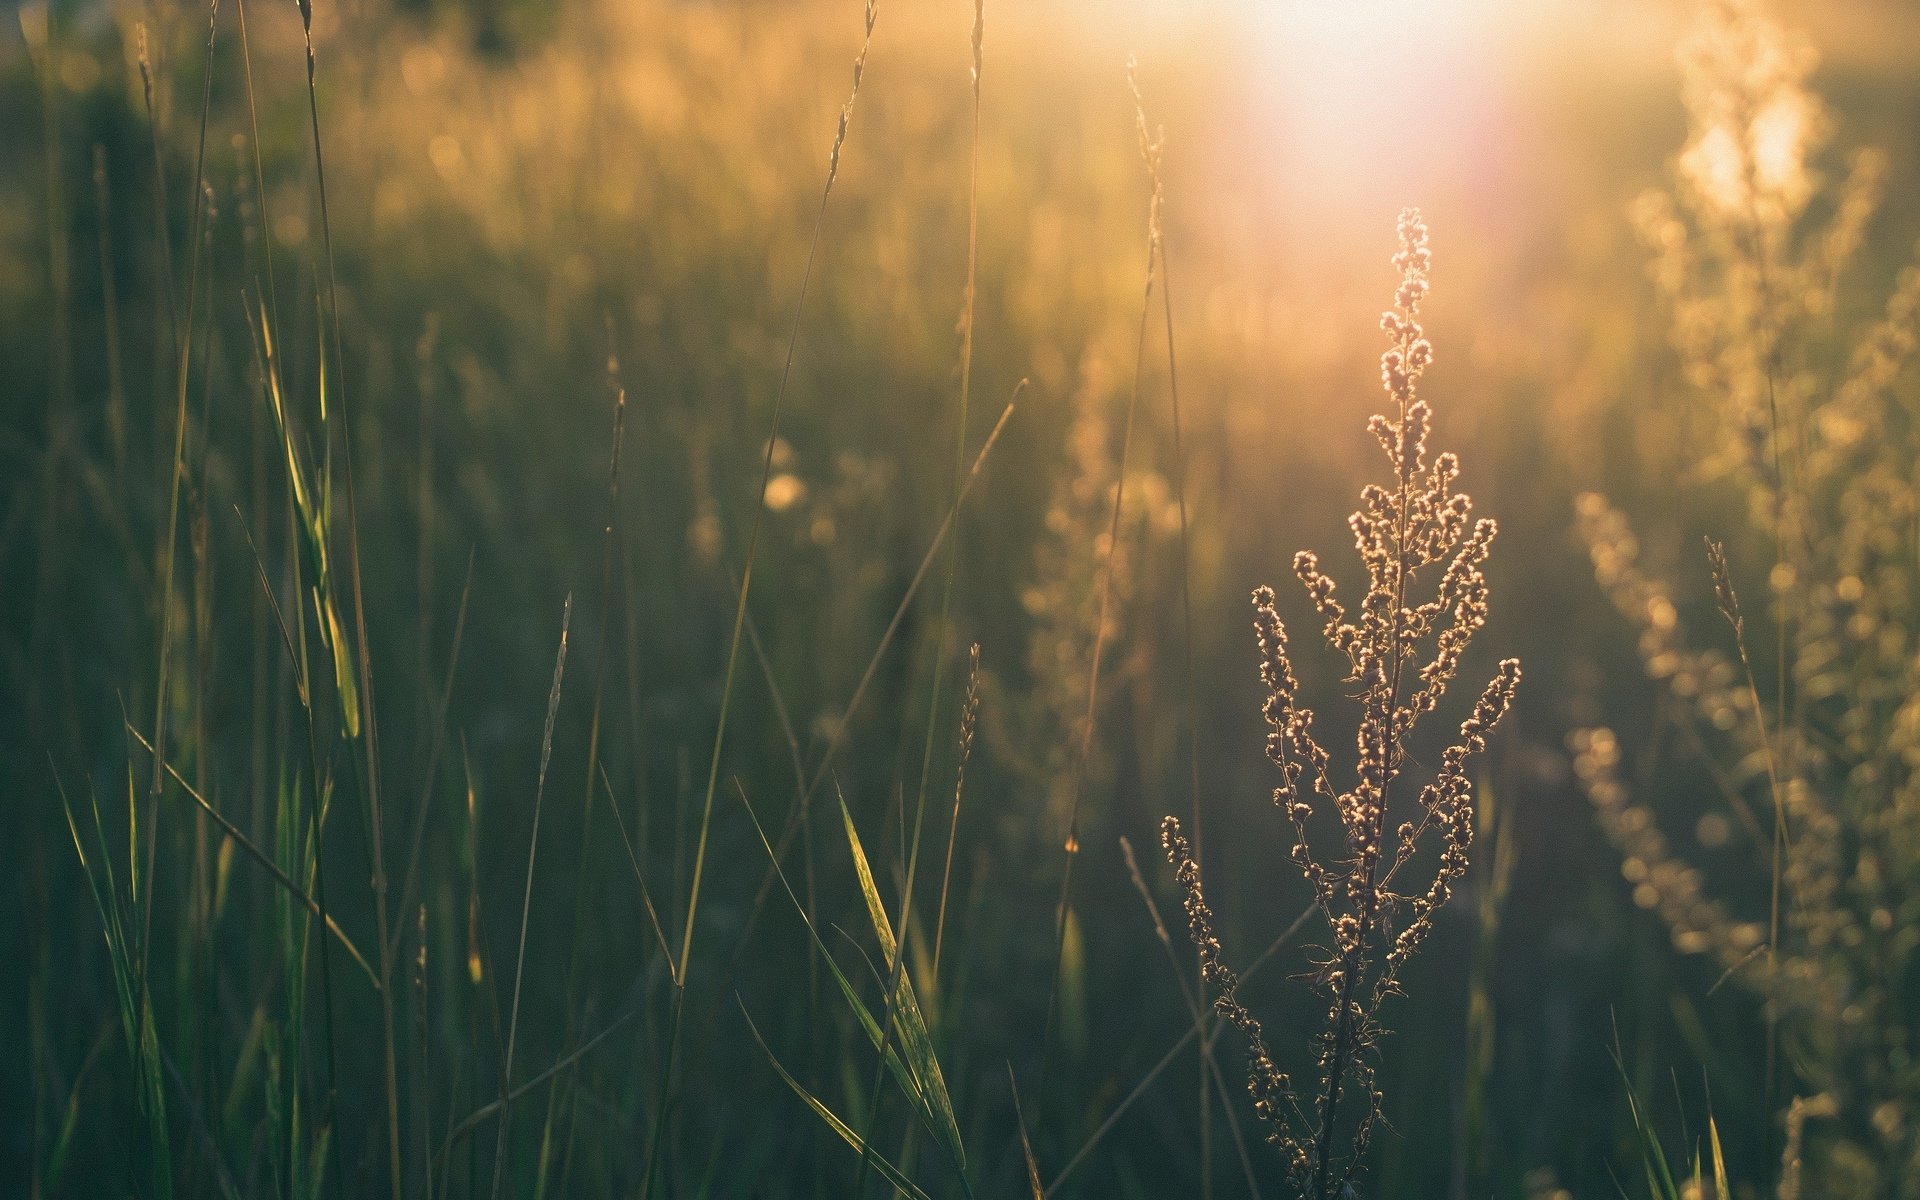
[1164,210,1521,1198]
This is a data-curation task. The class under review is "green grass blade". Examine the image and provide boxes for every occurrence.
[735,787,944,1150]
[834,791,965,1170]
[738,1002,937,1200]
[1708,1115,1728,1198]
[123,723,378,986]
[1610,1019,1680,1199]
[1008,1065,1044,1200]
[55,770,136,1054]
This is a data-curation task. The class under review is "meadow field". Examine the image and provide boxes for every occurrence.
[3,0,1919,1195]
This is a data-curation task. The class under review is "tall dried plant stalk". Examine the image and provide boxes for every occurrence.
[1165,210,1520,1199]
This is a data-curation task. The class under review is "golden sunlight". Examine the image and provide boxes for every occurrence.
[10,0,1920,1195]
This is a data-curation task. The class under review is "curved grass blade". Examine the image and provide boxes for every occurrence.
[735,786,954,1168]
[834,790,964,1171]
[123,725,376,985]
[737,1001,936,1200]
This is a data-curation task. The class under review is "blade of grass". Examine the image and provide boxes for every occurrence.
[491,596,573,1198]
[1143,67,1216,1198]
[640,9,882,1193]
[1457,771,1515,1198]
[241,292,347,1200]
[1128,64,1214,1192]
[739,581,821,1013]
[231,0,279,346]
[930,644,980,984]
[835,789,965,1182]
[55,761,171,1199]
[600,764,676,981]
[133,23,179,369]
[1705,537,1789,1143]
[235,506,308,709]
[140,17,220,1147]
[1042,71,1158,1066]
[90,144,127,483]
[1610,1013,1681,1199]
[897,0,987,978]
[916,0,985,1034]
[434,1006,642,1191]
[730,393,1019,978]
[1009,1065,1044,1200]
[737,1001,937,1200]
[1708,1114,1728,1198]
[540,373,632,1193]
[858,28,991,1186]
[123,724,376,985]
[293,2,405,1186]
[733,784,949,1157]
[387,549,476,980]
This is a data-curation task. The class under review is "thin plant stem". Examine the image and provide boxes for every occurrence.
[724,394,1020,985]
[1043,903,1316,1196]
[291,5,410,1186]
[1131,65,1211,1192]
[1118,837,1264,1200]
[1042,110,1155,1061]
[930,644,980,982]
[856,8,989,1187]
[640,10,880,1194]
[491,597,573,1197]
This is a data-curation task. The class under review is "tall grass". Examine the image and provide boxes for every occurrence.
[6,0,1919,1196]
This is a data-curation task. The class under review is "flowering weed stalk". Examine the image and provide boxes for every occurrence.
[1164,209,1521,1199]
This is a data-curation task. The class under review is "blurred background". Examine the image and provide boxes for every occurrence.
[4,0,1919,1195]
